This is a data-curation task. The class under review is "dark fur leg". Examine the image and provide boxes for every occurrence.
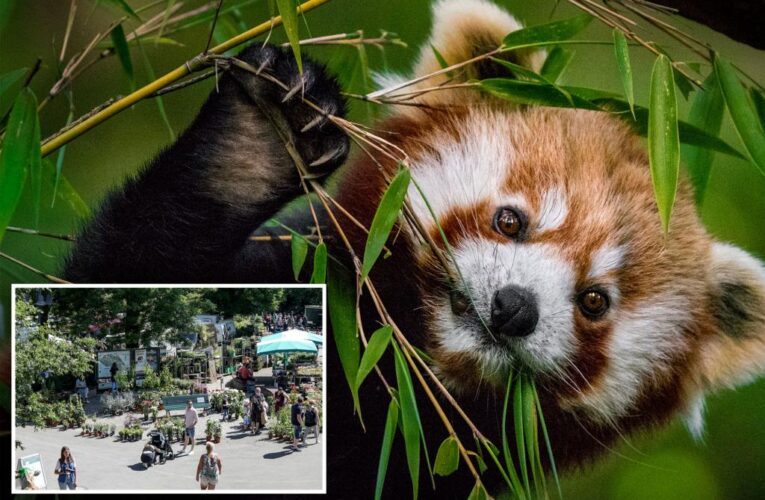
[64,44,348,283]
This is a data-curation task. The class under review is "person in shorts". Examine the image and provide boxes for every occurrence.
[196,442,222,490]
[181,400,198,455]
[291,396,304,451]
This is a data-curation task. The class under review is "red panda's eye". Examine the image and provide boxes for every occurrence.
[577,289,610,318]
[494,208,524,239]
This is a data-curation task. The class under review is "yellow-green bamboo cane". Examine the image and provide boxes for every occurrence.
[41,0,332,158]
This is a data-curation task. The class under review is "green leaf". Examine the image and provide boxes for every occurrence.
[481,78,593,109]
[111,24,135,92]
[521,375,544,496]
[588,96,743,158]
[135,36,174,141]
[612,29,634,118]
[681,72,724,206]
[291,234,309,280]
[29,110,41,228]
[375,397,400,500]
[0,67,27,122]
[327,261,362,418]
[431,44,450,70]
[434,436,460,477]
[100,0,141,21]
[514,376,531,495]
[276,0,303,74]
[361,168,411,281]
[355,325,393,392]
[393,341,421,499]
[44,160,91,219]
[715,54,765,175]
[0,88,38,245]
[502,14,592,51]
[751,87,765,129]
[0,0,15,34]
[648,54,680,233]
[501,372,524,495]
[533,379,562,500]
[539,46,574,83]
[468,481,489,500]
[309,242,327,284]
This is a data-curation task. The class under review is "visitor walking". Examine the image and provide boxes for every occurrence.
[54,446,77,490]
[181,400,199,455]
[303,400,320,445]
[221,396,229,421]
[274,388,287,414]
[196,442,223,490]
[74,376,89,403]
[291,396,305,451]
[250,393,263,435]
[110,362,119,392]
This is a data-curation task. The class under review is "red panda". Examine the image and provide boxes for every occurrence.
[61,0,765,497]
[332,0,765,488]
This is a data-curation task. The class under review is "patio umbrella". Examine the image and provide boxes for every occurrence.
[262,329,324,345]
[256,337,318,356]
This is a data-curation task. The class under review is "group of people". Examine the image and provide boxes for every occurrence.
[290,396,320,451]
[261,312,308,333]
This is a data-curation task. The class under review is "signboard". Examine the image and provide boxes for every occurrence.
[97,350,130,390]
[16,453,47,490]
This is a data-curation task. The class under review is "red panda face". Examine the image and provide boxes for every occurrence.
[403,105,712,427]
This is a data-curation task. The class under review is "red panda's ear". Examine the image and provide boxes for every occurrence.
[698,242,765,392]
[375,0,545,111]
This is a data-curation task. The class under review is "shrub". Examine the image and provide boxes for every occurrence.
[142,365,160,390]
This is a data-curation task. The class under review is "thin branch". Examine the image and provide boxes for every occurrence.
[6,226,75,242]
[204,0,225,53]
[0,252,70,284]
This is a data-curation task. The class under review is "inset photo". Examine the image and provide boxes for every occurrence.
[12,285,325,493]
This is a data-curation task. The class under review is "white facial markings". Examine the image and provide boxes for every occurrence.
[536,186,568,232]
[432,239,577,377]
[407,111,515,225]
[569,292,691,422]
[588,244,627,280]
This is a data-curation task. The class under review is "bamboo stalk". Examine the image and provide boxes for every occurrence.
[40,0,332,157]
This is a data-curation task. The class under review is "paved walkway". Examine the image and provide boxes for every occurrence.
[15,411,323,492]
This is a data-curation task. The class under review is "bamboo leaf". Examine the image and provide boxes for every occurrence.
[29,110,41,228]
[375,397,400,500]
[514,376,531,494]
[502,14,592,51]
[715,54,765,175]
[0,88,38,245]
[100,0,141,22]
[309,242,327,283]
[612,29,634,118]
[434,436,460,477]
[533,379,562,500]
[393,341,421,499]
[481,78,593,109]
[291,234,309,280]
[327,261,362,418]
[468,481,489,500]
[356,325,393,392]
[44,159,91,219]
[111,24,135,91]
[275,0,303,74]
[540,46,574,83]
[648,55,680,233]
[681,72,724,206]
[0,67,27,122]
[751,88,765,129]
[361,167,410,281]
[521,375,544,497]
[431,44,450,70]
[135,37,174,140]
[501,371,524,495]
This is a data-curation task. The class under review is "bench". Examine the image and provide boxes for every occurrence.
[162,394,210,416]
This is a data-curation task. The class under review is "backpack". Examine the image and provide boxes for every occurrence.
[201,454,218,479]
[305,408,317,427]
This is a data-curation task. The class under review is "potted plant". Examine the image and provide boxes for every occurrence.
[205,419,216,442]
[213,423,222,444]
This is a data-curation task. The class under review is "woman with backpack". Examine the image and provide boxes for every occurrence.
[195,442,222,490]
[303,400,320,445]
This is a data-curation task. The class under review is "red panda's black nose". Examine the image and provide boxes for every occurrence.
[491,285,539,338]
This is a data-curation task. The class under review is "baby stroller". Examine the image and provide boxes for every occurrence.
[143,430,174,467]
